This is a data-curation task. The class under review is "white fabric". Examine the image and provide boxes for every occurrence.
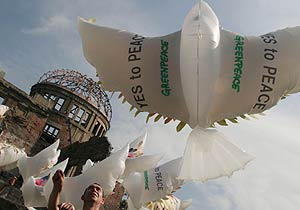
[128,133,147,158]
[144,195,191,210]
[81,159,94,173]
[18,140,60,182]
[0,143,26,170]
[0,105,9,118]
[128,196,191,210]
[78,0,300,131]
[78,17,189,123]
[180,1,220,127]
[178,127,254,181]
[122,154,163,179]
[21,159,69,208]
[78,0,300,128]
[78,1,300,181]
[123,158,184,209]
[43,144,129,210]
[146,195,180,210]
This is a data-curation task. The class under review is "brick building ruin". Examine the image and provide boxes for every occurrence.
[0,69,125,209]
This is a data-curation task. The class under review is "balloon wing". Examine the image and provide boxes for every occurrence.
[44,144,129,210]
[122,154,163,179]
[81,159,94,173]
[123,158,183,209]
[78,17,189,125]
[128,132,147,158]
[0,143,26,170]
[18,140,60,182]
[21,158,69,208]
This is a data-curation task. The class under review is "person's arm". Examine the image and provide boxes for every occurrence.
[48,170,64,210]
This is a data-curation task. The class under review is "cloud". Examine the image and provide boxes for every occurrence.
[22,15,72,35]
[199,110,300,210]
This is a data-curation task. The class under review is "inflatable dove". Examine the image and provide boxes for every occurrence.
[0,105,27,170]
[43,144,129,210]
[122,154,163,179]
[0,142,26,171]
[78,1,300,180]
[121,132,163,179]
[18,140,61,182]
[128,133,147,158]
[21,158,69,208]
[123,158,184,209]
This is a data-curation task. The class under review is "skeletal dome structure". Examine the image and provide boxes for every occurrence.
[30,69,112,146]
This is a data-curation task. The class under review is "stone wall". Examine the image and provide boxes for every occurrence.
[1,111,48,154]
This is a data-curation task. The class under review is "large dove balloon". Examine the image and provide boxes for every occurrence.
[78,1,300,180]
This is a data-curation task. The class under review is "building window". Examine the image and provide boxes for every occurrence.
[43,93,49,100]
[81,112,91,128]
[54,98,65,111]
[96,125,104,137]
[68,104,78,119]
[92,121,100,136]
[74,108,84,123]
[68,104,92,128]
[43,124,60,138]
[50,95,56,101]
[43,93,56,100]
[43,93,57,101]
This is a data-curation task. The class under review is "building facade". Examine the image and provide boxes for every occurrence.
[0,69,125,209]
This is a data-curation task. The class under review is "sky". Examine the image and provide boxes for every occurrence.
[1,0,300,209]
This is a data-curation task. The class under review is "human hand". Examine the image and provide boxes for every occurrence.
[59,202,75,210]
[52,170,64,193]
[8,176,17,186]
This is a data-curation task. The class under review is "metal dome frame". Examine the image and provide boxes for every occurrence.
[38,69,112,121]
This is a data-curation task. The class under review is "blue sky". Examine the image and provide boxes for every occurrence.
[1,0,300,209]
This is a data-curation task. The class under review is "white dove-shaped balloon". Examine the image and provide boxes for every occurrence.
[43,144,129,210]
[18,140,61,182]
[21,158,69,208]
[123,158,184,209]
[0,142,26,171]
[78,1,299,180]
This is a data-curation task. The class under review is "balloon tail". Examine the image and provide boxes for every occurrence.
[178,127,254,181]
